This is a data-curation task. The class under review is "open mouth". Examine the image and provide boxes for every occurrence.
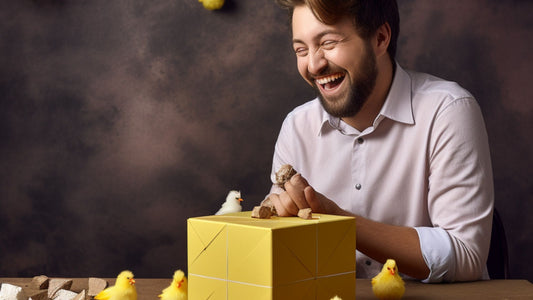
[315,73,345,91]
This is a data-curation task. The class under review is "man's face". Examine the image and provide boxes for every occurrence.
[291,5,377,118]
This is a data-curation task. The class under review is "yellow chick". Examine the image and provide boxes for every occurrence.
[199,0,224,10]
[95,270,137,300]
[371,259,405,300]
[159,270,188,300]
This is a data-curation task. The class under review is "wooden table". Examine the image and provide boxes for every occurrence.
[2,277,533,299]
[357,279,533,299]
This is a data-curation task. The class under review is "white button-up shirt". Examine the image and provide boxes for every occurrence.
[269,64,494,282]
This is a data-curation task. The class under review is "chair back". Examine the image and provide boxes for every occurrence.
[487,209,510,279]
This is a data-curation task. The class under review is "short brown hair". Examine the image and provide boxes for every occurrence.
[275,0,400,61]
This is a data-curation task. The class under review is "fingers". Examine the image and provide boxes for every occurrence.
[278,191,300,216]
[284,173,310,210]
[269,173,310,216]
[270,184,342,216]
[304,185,323,213]
[268,192,298,216]
[270,174,340,216]
[305,186,345,215]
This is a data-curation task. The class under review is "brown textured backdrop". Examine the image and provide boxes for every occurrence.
[1,0,531,281]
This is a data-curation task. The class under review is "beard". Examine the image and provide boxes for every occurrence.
[315,42,378,118]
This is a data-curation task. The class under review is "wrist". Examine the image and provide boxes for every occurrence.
[325,201,351,216]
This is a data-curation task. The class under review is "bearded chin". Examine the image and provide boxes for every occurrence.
[317,82,369,118]
[316,43,377,119]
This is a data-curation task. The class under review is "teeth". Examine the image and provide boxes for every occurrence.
[316,73,344,85]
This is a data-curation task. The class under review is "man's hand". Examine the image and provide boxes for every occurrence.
[269,173,346,216]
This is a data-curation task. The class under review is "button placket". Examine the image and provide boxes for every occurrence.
[352,135,365,193]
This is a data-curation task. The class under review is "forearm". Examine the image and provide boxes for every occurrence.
[326,203,430,279]
[354,215,430,280]
[305,189,430,279]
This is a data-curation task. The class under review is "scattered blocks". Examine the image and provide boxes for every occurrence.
[0,276,106,300]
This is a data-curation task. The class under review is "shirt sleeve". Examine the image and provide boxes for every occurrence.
[425,96,494,282]
[415,227,455,282]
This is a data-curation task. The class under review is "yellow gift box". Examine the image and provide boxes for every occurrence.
[187,211,356,300]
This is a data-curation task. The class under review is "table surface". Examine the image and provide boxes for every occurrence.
[1,277,533,299]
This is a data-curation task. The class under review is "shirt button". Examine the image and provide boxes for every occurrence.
[355,183,362,190]
[357,137,364,144]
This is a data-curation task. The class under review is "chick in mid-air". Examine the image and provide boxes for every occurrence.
[95,270,137,300]
[215,190,243,215]
[199,0,224,10]
[371,259,405,300]
[159,270,188,300]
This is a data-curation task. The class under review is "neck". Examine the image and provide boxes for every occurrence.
[342,58,394,131]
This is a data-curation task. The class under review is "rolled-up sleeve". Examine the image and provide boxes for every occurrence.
[415,227,455,282]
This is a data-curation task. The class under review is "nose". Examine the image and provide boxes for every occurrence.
[308,48,327,75]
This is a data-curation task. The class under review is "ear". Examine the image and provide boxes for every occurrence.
[374,22,391,58]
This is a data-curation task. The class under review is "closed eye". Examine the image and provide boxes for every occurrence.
[321,40,338,50]
[294,47,308,57]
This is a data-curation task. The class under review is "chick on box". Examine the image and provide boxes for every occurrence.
[187,211,356,300]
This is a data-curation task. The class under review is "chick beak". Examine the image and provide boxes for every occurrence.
[177,279,183,288]
[389,269,396,276]
[129,278,136,285]
[238,198,243,202]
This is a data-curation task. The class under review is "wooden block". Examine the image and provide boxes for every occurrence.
[88,277,107,297]
[298,208,313,219]
[72,289,87,300]
[275,164,297,189]
[48,279,73,299]
[251,205,273,219]
[260,196,278,216]
[31,275,49,289]
[0,283,24,300]
[52,289,77,300]
[26,289,48,300]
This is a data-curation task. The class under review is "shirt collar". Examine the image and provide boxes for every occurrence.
[319,113,339,136]
[378,63,414,125]
[318,63,414,136]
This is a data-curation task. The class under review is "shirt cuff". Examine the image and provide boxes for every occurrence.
[415,226,456,283]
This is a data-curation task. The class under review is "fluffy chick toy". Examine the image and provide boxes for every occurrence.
[95,270,137,300]
[199,0,224,10]
[371,259,405,300]
[215,190,243,215]
[159,270,188,300]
